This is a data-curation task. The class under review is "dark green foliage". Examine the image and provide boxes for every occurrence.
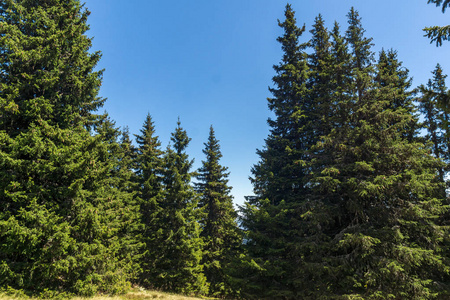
[375,49,418,141]
[250,4,311,205]
[195,126,242,297]
[418,64,450,183]
[0,120,142,296]
[133,113,165,287]
[418,66,450,280]
[135,114,164,208]
[145,120,207,295]
[242,4,313,298]
[424,0,450,46]
[0,0,141,296]
[309,13,448,297]
[0,0,104,133]
[94,115,143,286]
[244,5,449,299]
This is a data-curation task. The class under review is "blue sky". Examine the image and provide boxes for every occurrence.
[85,0,449,206]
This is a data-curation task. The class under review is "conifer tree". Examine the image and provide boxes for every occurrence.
[119,126,138,194]
[307,9,449,299]
[147,120,207,295]
[0,0,140,295]
[250,3,311,205]
[93,114,143,287]
[195,126,241,297]
[244,5,449,298]
[418,64,450,183]
[424,0,450,46]
[308,14,333,137]
[375,49,418,142]
[241,5,317,298]
[133,114,165,286]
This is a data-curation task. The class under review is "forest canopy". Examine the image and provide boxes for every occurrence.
[0,1,449,299]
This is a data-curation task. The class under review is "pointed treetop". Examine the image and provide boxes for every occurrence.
[171,118,191,154]
[346,7,374,63]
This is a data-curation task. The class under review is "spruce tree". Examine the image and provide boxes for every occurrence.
[195,126,241,297]
[133,114,164,286]
[147,120,207,295]
[308,14,333,137]
[418,64,450,183]
[424,0,450,46]
[241,4,317,298]
[244,6,449,298]
[375,49,418,142]
[0,0,140,295]
[307,9,449,299]
[93,114,143,288]
[250,3,311,205]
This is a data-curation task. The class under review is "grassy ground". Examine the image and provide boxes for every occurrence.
[0,289,205,300]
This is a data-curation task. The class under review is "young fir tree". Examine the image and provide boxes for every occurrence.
[307,9,449,299]
[195,126,241,297]
[133,113,164,286]
[0,0,140,295]
[147,120,207,295]
[418,66,450,270]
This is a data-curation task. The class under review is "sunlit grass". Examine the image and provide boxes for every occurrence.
[0,288,206,300]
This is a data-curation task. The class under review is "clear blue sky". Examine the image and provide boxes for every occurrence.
[85,0,449,206]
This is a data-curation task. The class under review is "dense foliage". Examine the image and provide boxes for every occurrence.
[0,0,449,299]
[195,126,242,297]
[242,4,449,299]
[0,0,141,295]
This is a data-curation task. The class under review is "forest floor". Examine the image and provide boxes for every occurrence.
[0,289,205,300]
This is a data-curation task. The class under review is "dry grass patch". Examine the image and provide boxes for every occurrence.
[0,289,205,300]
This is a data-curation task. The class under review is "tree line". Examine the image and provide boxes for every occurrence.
[0,1,449,299]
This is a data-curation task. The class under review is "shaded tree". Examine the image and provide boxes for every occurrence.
[146,120,207,295]
[195,126,241,297]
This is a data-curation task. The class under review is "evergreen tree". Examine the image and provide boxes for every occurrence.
[307,9,449,299]
[133,113,164,286]
[195,126,241,297]
[375,49,418,142]
[308,14,333,137]
[147,120,207,295]
[244,6,449,298]
[250,3,311,205]
[93,114,143,288]
[241,5,319,298]
[0,0,104,133]
[119,126,138,195]
[424,0,450,46]
[418,64,450,183]
[0,0,140,295]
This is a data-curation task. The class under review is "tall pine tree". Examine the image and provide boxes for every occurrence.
[244,5,449,299]
[0,0,140,295]
[308,9,449,299]
[195,126,241,297]
[418,64,450,183]
[146,120,207,295]
[241,5,319,298]
[133,113,165,287]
